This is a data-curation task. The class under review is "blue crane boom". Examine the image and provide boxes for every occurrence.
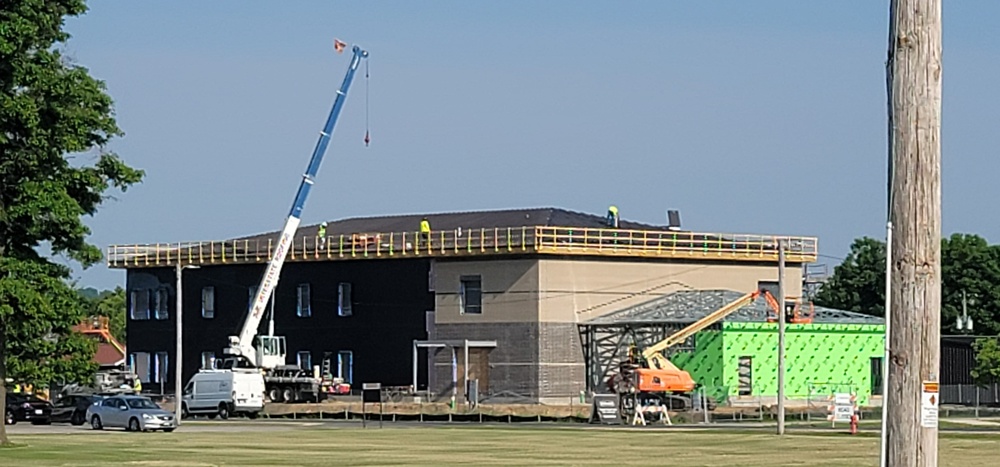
[225,45,369,368]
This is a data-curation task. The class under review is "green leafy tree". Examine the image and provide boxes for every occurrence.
[971,337,1000,387]
[93,287,126,343]
[0,0,143,445]
[814,237,886,316]
[940,234,1000,335]
[77,287,100,301]
[76,286,126,343]
[815,234,1000,335]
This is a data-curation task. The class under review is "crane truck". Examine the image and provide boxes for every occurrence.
[610,288,813,418]
[188,44,369,412]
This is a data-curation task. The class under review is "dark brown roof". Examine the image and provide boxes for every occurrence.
[233,207,672,243]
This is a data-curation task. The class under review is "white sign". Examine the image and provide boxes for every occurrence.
[834,393,853,406]
[921,381,939,428]
[833,405,854,422]
[828,393,855,423]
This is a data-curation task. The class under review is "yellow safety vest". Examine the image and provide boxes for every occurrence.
[420,220,431,233]
[608,206,618,216]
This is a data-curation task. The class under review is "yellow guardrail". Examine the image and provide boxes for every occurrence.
[533,227,817,263]
[106,226,817,268]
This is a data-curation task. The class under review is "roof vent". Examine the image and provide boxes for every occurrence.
[667,210,682,231]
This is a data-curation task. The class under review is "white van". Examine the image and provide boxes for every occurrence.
[181,369,265,419]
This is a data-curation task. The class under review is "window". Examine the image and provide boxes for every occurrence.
[130,352,150,383]
[104,398,125,409]
[460,275,482,314]
[130,290,151,320]
[338,351,354,384]
[153,352,169,383]
[154,288,170,320]
[297,284,311,318]
[871,357,884,396]
[201,287,215,319]
[338,282,352,317]
[757,280,779,298]
[297,351,312,370]
[247,286,258,313]
[737,356,752,396]
[200,352,216,370]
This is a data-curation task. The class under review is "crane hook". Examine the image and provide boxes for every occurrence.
[364,58,370,147]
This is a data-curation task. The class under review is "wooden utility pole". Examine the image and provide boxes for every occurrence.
[885,0,942,466]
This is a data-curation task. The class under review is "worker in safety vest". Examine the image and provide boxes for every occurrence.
[318,221,328,248]
[13,383,21,393]
[133,378,142,394]
[420,217,431,244]
[606,205,619,228]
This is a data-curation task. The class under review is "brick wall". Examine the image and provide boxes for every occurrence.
[538,323,586,398]
[430,322,586,401]
[431,322,540,400]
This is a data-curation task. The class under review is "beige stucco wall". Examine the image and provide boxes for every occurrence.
[433,257,803,325]
[537,258,803,323]
[433,259,539,324]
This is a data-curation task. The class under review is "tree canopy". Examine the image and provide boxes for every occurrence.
[813,237,886,317]
[971,337,1000,387]
[81,286,126,343]
[815,233,1000,335]
[1,0,143,444]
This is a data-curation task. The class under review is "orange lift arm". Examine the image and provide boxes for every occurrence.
[642,290,763,371]
[763,292,815,324]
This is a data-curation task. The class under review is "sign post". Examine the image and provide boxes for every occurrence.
[828,393,856,427]
[362,382,382,428]
[589,394,621,425]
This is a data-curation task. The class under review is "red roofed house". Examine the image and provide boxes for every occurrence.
[74,317,126,367]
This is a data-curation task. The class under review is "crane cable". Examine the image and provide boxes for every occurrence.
[364,59,370,147]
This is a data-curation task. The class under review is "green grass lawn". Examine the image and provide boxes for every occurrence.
[2,426,998,466]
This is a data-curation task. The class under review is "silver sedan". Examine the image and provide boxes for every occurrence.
[86,395,176,432]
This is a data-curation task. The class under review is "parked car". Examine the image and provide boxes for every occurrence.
[51,394,105,426]
[86,395,176,432]
[4,393,53,425]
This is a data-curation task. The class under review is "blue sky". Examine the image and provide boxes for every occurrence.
[64,1,1000,289]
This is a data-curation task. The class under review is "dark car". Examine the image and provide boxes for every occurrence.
[51,394,104,426]
[4,393,53,425]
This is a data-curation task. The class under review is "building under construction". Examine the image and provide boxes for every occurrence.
[581,289,885,406]
[110,207,826,403]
